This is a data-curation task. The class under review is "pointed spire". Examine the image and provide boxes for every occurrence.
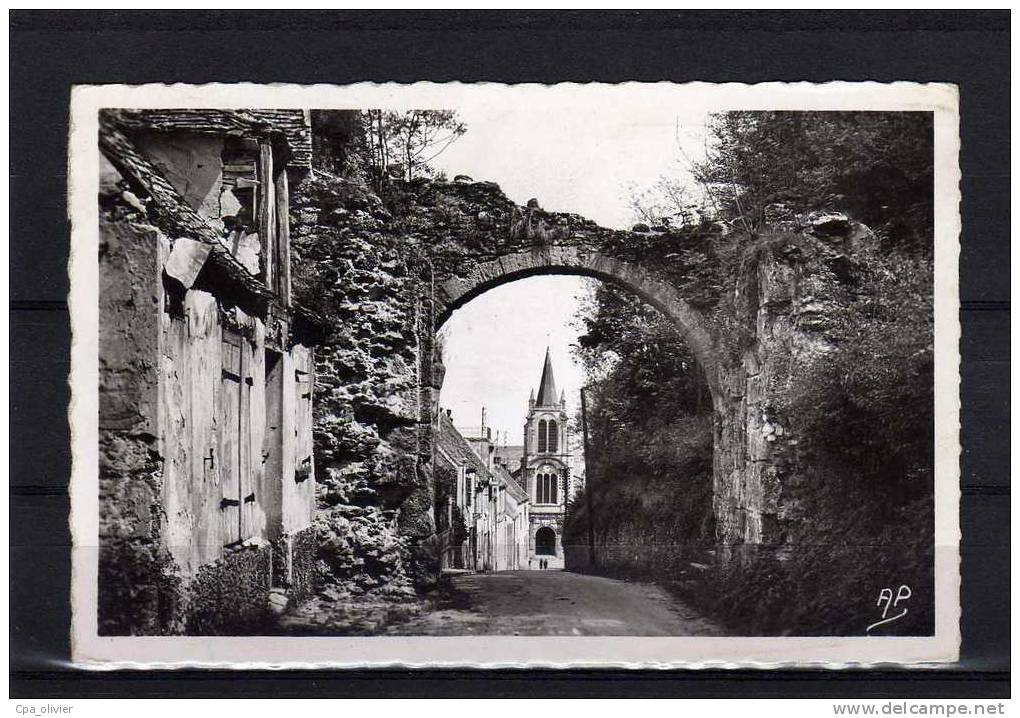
[560,389,566,407]
[534,347,559,406]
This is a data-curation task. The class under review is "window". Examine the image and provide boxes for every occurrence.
[294,366,313,484]
[219,138,290,304]
[537,419,547,453]
[536,471,559,504]
[219,138,262,277]
[547,420,558,454]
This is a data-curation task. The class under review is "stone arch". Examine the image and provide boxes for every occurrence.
[431,243,764,547]
[433,245,728,398]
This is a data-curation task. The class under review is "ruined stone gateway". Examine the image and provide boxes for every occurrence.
[98,109,868,633]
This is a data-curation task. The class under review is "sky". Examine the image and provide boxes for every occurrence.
[438,274,595,445]
[432,102,711,230]
[430,100,713,448]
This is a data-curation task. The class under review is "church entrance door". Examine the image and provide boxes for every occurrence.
[535,526,556,556]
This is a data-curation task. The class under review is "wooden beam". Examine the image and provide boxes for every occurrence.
[275,168,291,305]
[258,141,276,290]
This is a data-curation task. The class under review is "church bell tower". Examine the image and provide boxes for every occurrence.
[521,347,571,569]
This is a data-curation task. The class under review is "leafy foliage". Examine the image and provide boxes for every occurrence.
[570,110,935,635]
[564,282,716,555]
[366,109,467,183]
[693,111,933,250]
[782,249,934,501]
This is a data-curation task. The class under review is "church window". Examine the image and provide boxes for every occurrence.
[547,420,558,454]
[537,419,547,453]
[536,472,559,504]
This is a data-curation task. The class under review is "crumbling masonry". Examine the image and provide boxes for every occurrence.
[97,109,868,633]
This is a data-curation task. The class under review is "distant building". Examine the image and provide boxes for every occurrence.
[435,411,530,572]
[494,442,525,473]
[518,349,573,569]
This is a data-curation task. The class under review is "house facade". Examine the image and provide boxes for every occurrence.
[435,412,530,572]
[97,109,325,634]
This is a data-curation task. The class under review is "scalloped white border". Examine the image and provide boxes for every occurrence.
[67,81,961,669]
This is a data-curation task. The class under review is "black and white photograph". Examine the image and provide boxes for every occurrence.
[68,82,960,667]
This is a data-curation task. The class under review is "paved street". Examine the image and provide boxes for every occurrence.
[391,570,725,636]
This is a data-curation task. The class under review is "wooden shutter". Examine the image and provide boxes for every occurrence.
[294,367,313,484]
[548,421,558,454]
[239,345,256,543]
[219,330,243,546]
[220,329,257,545]
[537,420,547,453]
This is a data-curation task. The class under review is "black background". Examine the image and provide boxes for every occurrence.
[9,10,1010,698]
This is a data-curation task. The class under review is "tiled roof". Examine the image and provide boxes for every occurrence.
[494,463,528,500]
[437,412,488,476]
[98,109,326,339]
[109,108,312,169]
[437,413,528,501]
[98,111,272,303]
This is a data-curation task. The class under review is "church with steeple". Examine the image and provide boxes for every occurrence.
[517,348,573,569]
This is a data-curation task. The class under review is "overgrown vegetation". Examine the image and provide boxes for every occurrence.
[365,109,467,184]
[567,111,935,635]
[562,281,716,581]
[695,111,933,250]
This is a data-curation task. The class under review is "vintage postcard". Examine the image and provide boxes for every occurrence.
[68,81,960,667]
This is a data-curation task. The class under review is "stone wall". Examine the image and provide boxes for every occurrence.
[712,219,873,548]
[288,168,430,600]
[98,215,181,635]
[287,171,739,592]
[280,115,870,598]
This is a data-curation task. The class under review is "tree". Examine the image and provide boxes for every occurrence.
[565,281,716,559]
[692,111,933,249]
[571,111,936,634]
[626,176,704,230]
[366,110,467,184]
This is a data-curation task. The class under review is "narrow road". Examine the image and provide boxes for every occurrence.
[391,570,725,636]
